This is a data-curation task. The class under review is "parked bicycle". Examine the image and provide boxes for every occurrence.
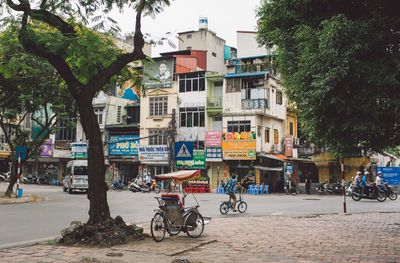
[220,189,247,214]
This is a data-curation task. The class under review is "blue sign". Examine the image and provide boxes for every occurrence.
[109,135,140,155]
[71,142,87,158]
[15,146,27,160]
[286,164,293,174]
[175,142,193,161]
[376,167,400,185]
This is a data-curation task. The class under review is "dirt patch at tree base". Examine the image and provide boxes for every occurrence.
[58,216,143,247]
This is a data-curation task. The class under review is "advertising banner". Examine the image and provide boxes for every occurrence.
[176,150,206,169]
[285,136,293,157]
[71,142,87,158]
[206,146,223,162]
[223,150,256,160]
[108,135,140,156]
[376,167,400,185]
[40,139,53,157]
[222,132,256,160]
[138,145,169,162]
[206,131,222,147]
[143,58,174,89]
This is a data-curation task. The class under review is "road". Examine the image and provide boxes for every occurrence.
[0,182,399,248]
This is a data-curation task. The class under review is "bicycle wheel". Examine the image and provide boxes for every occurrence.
[151,213,166,242]
[154,186,161,194]
[185,211,204,238]
[237,201,247,213]
[220,202,229,214]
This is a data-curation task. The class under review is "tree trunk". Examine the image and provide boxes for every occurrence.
[5,161,17,197]
[76,95,110,225]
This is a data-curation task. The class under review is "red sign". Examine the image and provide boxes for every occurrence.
[285,136,293,157]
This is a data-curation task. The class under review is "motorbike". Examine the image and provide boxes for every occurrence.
[23,174,39,184]
[111,181,125,191]
[351,183,386,202]
[383,183,397,200]
[284,181,297,195]
[316,183,325,194]
[345,183,353,196]
[130,179,160,193]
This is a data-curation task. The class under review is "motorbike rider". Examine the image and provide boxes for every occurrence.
[375,171,385,191]
[225,174,243,212]
[354,171,363,195]
[361,171,370,196]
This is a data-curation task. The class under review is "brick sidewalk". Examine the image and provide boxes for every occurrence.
[0,212,399,263]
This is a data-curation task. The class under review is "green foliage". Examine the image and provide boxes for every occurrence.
[257,0,400,156]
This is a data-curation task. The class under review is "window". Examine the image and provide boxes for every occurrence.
[274,129,279,144]
[150,97,168,116]
[55,118,76,141]
[227,120,251,133]
[187,34,192,39]
[180,107,205,127]
[94,108,104,125]
[265,128,270,143]
[193,140,205,150]
[226,78,241,93]
[117,106,122,123]
[178,72,205,93]
[149,130,167,145]
[212,52,216,57]
[290,122,294,136]
[276,90,283,105]
[187,46,192,50]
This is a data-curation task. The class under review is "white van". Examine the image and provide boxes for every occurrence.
[63,160,88,194]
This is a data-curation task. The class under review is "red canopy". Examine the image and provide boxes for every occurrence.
[155,170,200,182]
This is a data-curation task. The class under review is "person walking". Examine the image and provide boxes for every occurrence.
[305,175,311,195]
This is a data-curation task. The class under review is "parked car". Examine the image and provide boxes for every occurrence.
[63,160,88,194]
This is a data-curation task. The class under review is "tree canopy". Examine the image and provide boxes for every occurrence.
[257,0,400,155]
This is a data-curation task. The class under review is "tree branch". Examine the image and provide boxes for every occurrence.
[30,9,76,37]
[86,0,146,96]
[6,0,30,12]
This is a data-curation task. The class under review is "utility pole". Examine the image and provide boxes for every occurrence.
[168,109,177,173]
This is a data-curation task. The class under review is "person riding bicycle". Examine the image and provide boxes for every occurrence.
[225,174,243,212]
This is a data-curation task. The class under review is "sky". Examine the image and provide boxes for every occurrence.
[111,0,262,56]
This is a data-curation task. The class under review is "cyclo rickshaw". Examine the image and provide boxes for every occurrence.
[150,170,205,242]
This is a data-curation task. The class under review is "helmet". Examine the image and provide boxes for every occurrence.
[357,171,362,175]
[377,171,382,175]
[365,171,370,175]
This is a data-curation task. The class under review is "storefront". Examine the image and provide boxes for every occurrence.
[138,145,170,188]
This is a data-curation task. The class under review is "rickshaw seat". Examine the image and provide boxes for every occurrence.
[161,194,183,209]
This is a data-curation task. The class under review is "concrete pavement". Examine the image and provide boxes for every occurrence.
[0,212,399,263]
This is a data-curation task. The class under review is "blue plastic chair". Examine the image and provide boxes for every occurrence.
[248,185,255,195]
[263,185,269,194]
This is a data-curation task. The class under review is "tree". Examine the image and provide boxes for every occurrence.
[0,23,74,197]
[256,0,400,155]
[1,0,170,226]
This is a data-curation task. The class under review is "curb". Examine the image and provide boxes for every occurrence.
[0,236,60,251]
[0,195,33,205]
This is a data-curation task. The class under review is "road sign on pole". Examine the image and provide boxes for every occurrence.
[175,142,193,161]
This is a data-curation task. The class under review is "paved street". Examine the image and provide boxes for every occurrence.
[0,212,399,262]
[1,183,399,249]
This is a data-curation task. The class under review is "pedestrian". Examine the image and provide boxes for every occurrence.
[305,175,311,194]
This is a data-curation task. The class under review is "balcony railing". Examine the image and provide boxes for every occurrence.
[241,99,269,109]
[207,96,223,108]
[236,62,272,74]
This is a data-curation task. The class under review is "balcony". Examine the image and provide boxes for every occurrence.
[236,62,272,74]
[206,96,223,116]
[241,99,269,110]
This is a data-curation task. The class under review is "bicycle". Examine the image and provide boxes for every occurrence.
[219,189,247,214]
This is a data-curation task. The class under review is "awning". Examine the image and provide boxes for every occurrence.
[259,153,286,162]
[253,165,283,172]
[155,170,200,182]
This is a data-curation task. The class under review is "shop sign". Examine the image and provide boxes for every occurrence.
[206,146,222,162]
[222,132,256,160]
[286,164,293,175]
[285,136,293,157]
[176,150,206,169]
[109,135,139,156]
[71,142,87,158]
[138,145,169,161]
[40,139,53,157]
[376,167,400,185]
[223,150,256,160]
[143,58,174,89]
[206,131,222,147]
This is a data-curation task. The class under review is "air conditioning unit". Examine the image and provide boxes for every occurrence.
[254,79,264,86]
